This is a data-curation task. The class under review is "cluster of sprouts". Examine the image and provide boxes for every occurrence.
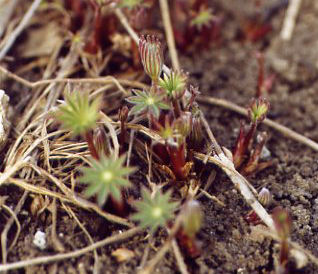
[56,32,293,265]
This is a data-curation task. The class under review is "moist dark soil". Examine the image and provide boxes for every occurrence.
[1,0,318,273]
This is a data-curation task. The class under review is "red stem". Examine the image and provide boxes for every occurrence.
[168,143,186,180]
[256,53,264,98]
[119,122,126,155]
[85,131,99,160]
[243,122,257,152]
[172,98,181,119]
[279,239,289,271]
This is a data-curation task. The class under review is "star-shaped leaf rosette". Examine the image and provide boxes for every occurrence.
[126,89,170,118]
[132,188,179,233]
[56,91,100,136]
[56,91,101,159]
[80,155,136,206]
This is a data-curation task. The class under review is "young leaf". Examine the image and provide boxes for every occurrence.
[159,70,187,99]
[248,97,270,124]
[118,0,144,9]
[190,7,214,31]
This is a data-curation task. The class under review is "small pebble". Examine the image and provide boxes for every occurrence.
[33,230,47,250]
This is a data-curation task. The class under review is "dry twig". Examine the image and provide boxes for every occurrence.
[281,0,302,41]
[159,0,180,71]
[0,0,42,60]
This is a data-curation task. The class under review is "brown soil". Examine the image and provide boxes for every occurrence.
[1,0,318,273]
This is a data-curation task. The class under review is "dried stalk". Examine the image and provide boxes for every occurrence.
[159,0,180,71]
[0,0,42,60]
[281,0,302,41]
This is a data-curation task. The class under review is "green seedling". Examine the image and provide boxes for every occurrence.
[177,200,203,258]
[172,1,222,50]
[153,114,193,181]
[132,188,179,233]
[125,35,204,183]
[232,97,271,175]
[248,98,269,124]
[126,89,169,118]
[190,6,214,31]
[159,70,187,99]
[272,207,292,274]
[117,0,144,9]
[57,91,100,159]
[245,187,271,225]
[80,155,135,206]
[159,70,187,118]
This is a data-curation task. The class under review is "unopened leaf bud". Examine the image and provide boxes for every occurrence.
[181,200,203,238]
[258,187,271,206]
[139,35,163,81]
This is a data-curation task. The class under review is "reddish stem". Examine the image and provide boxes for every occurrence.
[172,98,181,119]
[168,143,187,180]
[243,122,257,152]
[256,52,264,98]
[85,131,99,160]
[176,228,201,258]
[279,239,289,272]
[106,193,129,217]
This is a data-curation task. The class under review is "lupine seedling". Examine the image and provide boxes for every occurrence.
[132,188,179,233]
[56,91,100,159]
[172,1,222,50]
[190,6,214,31]
[125,35,203,183]
[177,200,203,258]
[159,70,187,118]
[232,97,272,176]
[80,155,135,206]
[272,207,292,274]
[245,187,271,225]
[126,89,169,118]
